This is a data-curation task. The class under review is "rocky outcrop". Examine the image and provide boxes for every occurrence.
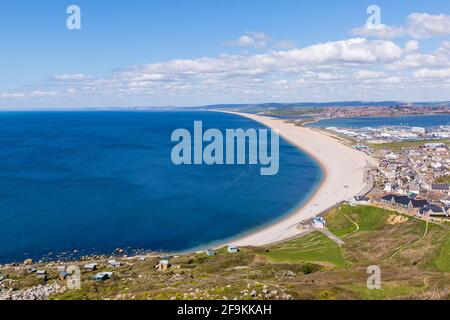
[0,283,67,300]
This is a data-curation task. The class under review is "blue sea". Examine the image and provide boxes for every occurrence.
[0,111,322,263]
[309,114,450,128]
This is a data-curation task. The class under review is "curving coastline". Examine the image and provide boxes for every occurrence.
[215,111,378,247]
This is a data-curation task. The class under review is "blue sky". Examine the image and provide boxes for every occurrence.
[0,0,450,108]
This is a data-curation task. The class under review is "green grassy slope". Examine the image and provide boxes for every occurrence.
[2,206,449,300]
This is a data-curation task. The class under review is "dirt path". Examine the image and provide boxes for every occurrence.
[341,211,360,238]
[383,221,429,263]
[319,229,345,246]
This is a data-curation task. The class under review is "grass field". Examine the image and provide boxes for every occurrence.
[435,175,450,184]
[341,282,425,300]
[261,232,346,267]
[370,139,449,151]
[323,208,358,237]
[435,237,450,272]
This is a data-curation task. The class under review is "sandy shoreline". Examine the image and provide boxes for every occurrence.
[215,111,378,247]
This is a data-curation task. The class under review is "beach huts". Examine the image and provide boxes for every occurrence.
[108,260,122,268]
[36,270,47,280]
[57,266,66,273]
[227,244,239,253]
[92,272,113,282]
[26,268,37,274]
[155,260,170,271]
[59,272,69,281]
[83,263,98,272]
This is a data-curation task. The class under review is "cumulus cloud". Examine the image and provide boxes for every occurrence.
[52,74,92,82]
[407,13,450,39]
[352,12,450,39]
[414,68,450,79]
[352,24,405,39]
[123,38,402,83]
[387,42,450,70]
[0,92,25,98]
[353,70,386,79]
[30,90,58,97]
[404,40,420,53]
[273,40,296,50]
[229,31,271,49]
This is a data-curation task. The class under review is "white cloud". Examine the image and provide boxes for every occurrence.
[353,70,386,79]
[352,13,450,39]
[404,40,420,53]
[273,40,296,50]
[414,68,450,79]
[0,92,25,98]
[407,13,450,39]
[278,38,403,64]
[442,41,450,50]
[115,38,403,94]
[30,90,58,97]
[380,76,402,84]
[352,24,405,39]
[230,31,271,49]
[387,49,450,71]
[52,74,92,81]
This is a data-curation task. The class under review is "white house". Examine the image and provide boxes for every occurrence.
[384,183,393,192]
[83,263,98,272]
[108,260,122,268]
[155,260,170,271]
[227,244,239,253]
[313,217,326,229]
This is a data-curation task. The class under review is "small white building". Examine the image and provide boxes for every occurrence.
[384,183,393,193]
[313,217,326,229]
[108,260,122,268]
[83,263,98,272]
[57,266,66,272]
[227,244,239,253]
[92,272,113,281]
[156,260,170,271]
[411,127,426,134]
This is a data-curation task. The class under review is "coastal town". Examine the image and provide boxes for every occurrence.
[321,124,450,220]
[260,104,450,119]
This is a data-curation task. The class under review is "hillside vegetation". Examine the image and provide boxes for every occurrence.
[1,206,449,300]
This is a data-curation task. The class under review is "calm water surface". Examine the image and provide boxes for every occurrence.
[0,111,322,262]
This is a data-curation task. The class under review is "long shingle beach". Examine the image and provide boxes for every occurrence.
[218,111,378,247]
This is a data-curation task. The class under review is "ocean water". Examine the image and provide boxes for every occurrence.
[309,114,450,128]
[0,111,322,263]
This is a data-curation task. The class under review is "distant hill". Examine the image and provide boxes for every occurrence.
[195,101,450,111]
